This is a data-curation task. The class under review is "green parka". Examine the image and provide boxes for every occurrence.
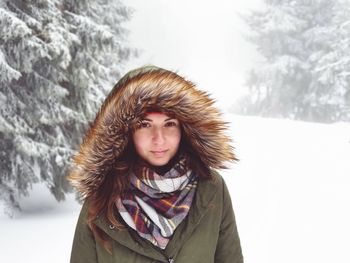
[68,66,244,263]
[70,172,243,263]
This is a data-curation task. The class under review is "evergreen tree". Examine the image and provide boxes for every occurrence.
[0,0,134,215]
[236,0,350,123]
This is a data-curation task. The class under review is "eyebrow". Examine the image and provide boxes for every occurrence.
[142,117,176,122]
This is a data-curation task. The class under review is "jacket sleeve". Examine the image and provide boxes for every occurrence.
[70,202,99,263]
[214,177,244,263]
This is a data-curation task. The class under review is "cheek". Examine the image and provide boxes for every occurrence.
[132,132,147,153]
[172,130,181,147]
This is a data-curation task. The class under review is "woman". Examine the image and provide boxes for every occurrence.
[68,66,244,263]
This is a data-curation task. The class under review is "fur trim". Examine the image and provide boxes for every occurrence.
[68,66,236,198]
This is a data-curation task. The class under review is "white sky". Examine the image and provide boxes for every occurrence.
[124,0,263,110]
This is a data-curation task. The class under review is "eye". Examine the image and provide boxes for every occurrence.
[165,121,178,127]
[136,121,151,129]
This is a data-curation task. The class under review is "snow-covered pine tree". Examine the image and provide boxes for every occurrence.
[310,0,350,121]
[237,0,350,123]
[0,0,134,215]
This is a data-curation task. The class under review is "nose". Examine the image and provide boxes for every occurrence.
[152,127,165,145]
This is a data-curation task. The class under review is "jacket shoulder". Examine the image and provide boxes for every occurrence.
[207,169,226,190]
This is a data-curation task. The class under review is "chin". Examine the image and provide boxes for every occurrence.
[148,159,170,167]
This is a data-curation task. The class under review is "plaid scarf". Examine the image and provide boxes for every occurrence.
[115,156,198,249]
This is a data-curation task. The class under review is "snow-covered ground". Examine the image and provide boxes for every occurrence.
[0,185,80,263]
[223,114,350,263]
[1,113,349,263]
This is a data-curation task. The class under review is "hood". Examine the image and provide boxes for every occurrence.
[68,66,236,198]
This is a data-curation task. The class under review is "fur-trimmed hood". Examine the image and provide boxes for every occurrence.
[68,66,236,198]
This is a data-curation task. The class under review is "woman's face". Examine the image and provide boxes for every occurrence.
[132,112,181,167]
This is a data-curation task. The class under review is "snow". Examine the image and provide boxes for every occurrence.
[221,114,350,263]
[0,49,22,82]
[1,114,349,263]
[0,7,32,39]
[0,183,81,263]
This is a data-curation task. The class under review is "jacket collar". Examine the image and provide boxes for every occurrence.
[94,176,219,262]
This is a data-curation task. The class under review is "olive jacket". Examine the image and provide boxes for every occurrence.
[68,66,244,263]
[70,173,243,263]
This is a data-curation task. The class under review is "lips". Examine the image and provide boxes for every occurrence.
[150,150,168,157]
